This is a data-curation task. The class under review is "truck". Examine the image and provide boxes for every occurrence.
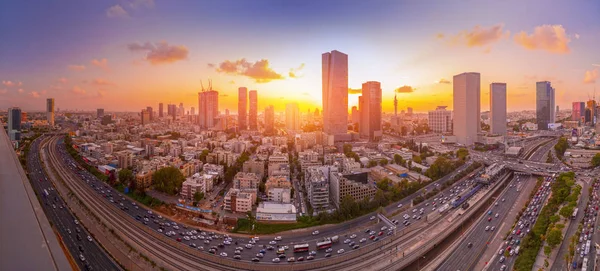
[329,235,339,243]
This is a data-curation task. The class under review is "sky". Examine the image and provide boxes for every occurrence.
[1,0,599,113]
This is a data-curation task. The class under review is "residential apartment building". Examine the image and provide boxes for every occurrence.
[267,187,291,203]
[265,175,291,192]
[135,170,153,190]
[329,171,377,209]
[268,152,289,176]
[224,188,256,213]
[242,159,265,180]
[305,166,335,212]
[233,172,260,190]
[428,106,452,133]
[180,173,214,200]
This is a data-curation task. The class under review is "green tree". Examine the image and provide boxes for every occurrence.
[559,205,574,219]
[118,168,134,185]
[377,178,391,191]
[591,153,600,167]
[394,154,404,165]
[152,166,185,195]
[379,159,389,166]
[367,160,378,168]
[456,148,469,160]
[554,137,569,158]
[193,191,204,202]
[546,229,562,248]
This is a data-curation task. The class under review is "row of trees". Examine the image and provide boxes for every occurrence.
[554,137,569,159]
[152,166,185,195]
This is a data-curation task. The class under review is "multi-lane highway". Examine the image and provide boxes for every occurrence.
[44,134,485,269]
[437,175,524,271]
[28,136,120,271]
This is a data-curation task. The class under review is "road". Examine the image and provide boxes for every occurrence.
[437,175,524,271]
[27,136,120,271]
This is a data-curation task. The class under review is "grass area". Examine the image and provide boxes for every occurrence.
[232,216,324,234]
[114,183,164,207]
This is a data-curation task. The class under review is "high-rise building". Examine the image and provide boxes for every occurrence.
[359,81,382,141]
[286,103,300,131]
[587,100,597,125]
[536,81,555,130]
[146,106,153,121]
[46,98,55,126]
[453,72,481,145]
[428,106,452,133]
[351,106,359,124]
[249,90,257,130]
[167,104,177,119]
[394,94,398,116]
[407,107,413,117]
[141,109,150,125]
[159,103,164,118]
[179,103,184,116]
[198,90,219,129]
[489,83,507,135]
[8,107,22,141]
[572,102,585,122]
[264,105,275,134]
[322,50,348,138]
[238,87,248,131]
[191,107,195,116]
[97,108,104,119]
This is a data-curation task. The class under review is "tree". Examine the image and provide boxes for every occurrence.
[193,191,204,202]
[377,178,391,191]
[367,160,378,168]
[546,228,562,248]
[379,159,389,166]
[394,154,404,165]
[559,205,574,219]
[152,166,185,195]
[456,148,469,161]
[546,150,554,163]
[118,168,134,185]
[591,153,600,167]
[554,137,569,158]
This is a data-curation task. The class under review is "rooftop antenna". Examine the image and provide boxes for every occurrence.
[209,79,213,91]
[200,79,205,92]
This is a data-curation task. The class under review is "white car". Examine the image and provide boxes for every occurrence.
[269,241,277,245]
[397,203,403,208]
[220,252,228,257]
[312,231,320,235]
[370,216,376,220]
[87,236,92,242]
[350,234,357,239]
[272,258,280,263]
[274,236,282,241]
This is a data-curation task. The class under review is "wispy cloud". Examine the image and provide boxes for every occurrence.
[91,58,109,71]
[593,64,600,67]
[68,65,86,71]
[2,80,21,87]
[441,23,509,51]
[437,79,451,84]
[128,41,189,65]
[514,24,572,54]
[289,63,305,78]
[214,58,286,83]
[92,78,115,86]
[395,85,415,93]
[106,5,128,18]
[72,86,86,95]
[584,69,598,84]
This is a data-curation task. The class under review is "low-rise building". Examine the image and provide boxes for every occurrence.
[265,175,291,192]
[330,171,377,209]
[256,202,297,222]
[224,188,256,213]
[268,152,289,176]
[180,173,215,200]
[135,169,153,190]
[267,187,291,203]
[305,166,336,212]
[233,172,260,190]
[203,163,224,179]
[242,159,265,180]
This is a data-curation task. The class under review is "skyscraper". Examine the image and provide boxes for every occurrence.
[322,50,348,138]
[407,107,413,117]
[146,106,153,121]
[285,103,300,131]
[359,81,382,141]
[179,103,184,116]
[159,103,164,118]
[97,108,104,119]
[46,98,55,126]
[453,72,481,145]
[264,105,275,134]
[8,107,22,140]
[587,100,597,125]
[536,81,555,130]
[198,90,219,129]
[141,109,150,125]
[394,94,398,116]
[428,106,452,133]
[191,107,195,116]
[572,102,585,122]
[249,90,258,130]
[489,83,507,135]
[168,104,177,120]
[238,87,248,131]
[351,106,359,124]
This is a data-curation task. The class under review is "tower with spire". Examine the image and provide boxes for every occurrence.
[394,94,398,116]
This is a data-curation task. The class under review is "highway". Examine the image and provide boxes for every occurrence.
[45,134,484,269]
[27,136,120,271]
[437,175,524,271]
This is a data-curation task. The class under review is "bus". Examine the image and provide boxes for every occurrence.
[581,257,588,271]
[572,208,579,220]
[43,189,49,197]
[293,244,310,253]
[316,240,332,250]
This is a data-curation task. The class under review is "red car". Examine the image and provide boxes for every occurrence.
[378,231,384,236]
[488,217,492,222]
[176,238,182,242]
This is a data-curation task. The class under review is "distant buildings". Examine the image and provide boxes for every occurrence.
[572,102,585,122]
[536,81,555,130]
[351,106,359,124]
[46,98,55,126]
[285,103,300,131]
[489,83,507,135]
[198,90,219,128]
[242,159,265,180]
[167,104,177,120]
[141,109,150,125]
[267,152,289,176]
[238,87,247,131]
[359,81,382,141]
[249,90,257,130]
[322,50,348,139]
[232,172,260,190]
[8,107,22,140]
[264,105,275,134]
[453,72,481,145]
[159,103,164,118]
[146,106,153,121]
[97,108,104,119]
[428,106,452,133]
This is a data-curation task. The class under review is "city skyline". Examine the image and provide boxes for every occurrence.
[1,0,599,113]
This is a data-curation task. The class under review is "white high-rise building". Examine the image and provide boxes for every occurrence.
[428,106,452,133]
[285,103,300,131]
[46,98,55,126]
[489,83,507,135]
[453,72,480,145]
[322,50,348,139]
[359,81,382,141]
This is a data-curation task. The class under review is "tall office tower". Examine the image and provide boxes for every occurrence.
[225,109,230,130]
[536,81,555,130]
[159,103,164,118]
[168,104,177,120]
[453,72,481,145]
[46,98,55,126]
[572,102,585,122]
[264,105,275,134]
[179,103,184,116]
[97,108,105,119]
[314,108,320,117]
[198,90,219,129]
[351,106,359,123]
[191,107,195,116]
[249,90,258,130]
[141,109,150,125]
[8,107,22,140]
[587,100,597,125]
[358,81,383,141]
[428,106,452,133]
[489,83,507,135]
[285,103,300,131]
[407,107,413,117]
[394,94,398,116]
[238,87,248,131]
[146,106,153,121]
[322,50,348,137]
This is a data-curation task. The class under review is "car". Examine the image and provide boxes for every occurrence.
[269,241,277,245]
[252,258,260,262]
[245,244,253,249]
[219,252,228,257]
[307,256,315,260]
[359,238,366,243]
[350,234,357,239]
[485,226,490,231]
[256,253,264,258]
[87,236,92,242]
[344,239,351,244]
[491,226,495,231]
[498,249,504,255]
[233,255,241,260]
[309,251,317,256]
[297,257,305,262]
[370,216,376,220]
[397,203,403,208]
[274,236,282,241]
[325,253,331,257]
[272,258,280,263]
[499,256,505,263]
[378,231,384,236]
[79,254,85,262]
[312,230,320,235]
[488,217,492,222]
[364,229,371,233]
[287,257,295,262]
[337,249,345,254]
[381,226,388,231]
[467,243,473,248]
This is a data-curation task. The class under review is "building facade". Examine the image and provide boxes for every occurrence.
[572,102,585,122]
[536,81,555,130]
[322,50,348,138]
[46,98,55,126]
[359,81,382,141]
[329,172,377,209]
[233,172,260,190]
[249,90,257,130]
[238,87,247,130]
[305,166,334,212]
[489,83,507,135]
[453,72,481,145]
[264,105,275,134]
[428,106,452,133]
[198,90,219,129]
[285,103,300,131]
